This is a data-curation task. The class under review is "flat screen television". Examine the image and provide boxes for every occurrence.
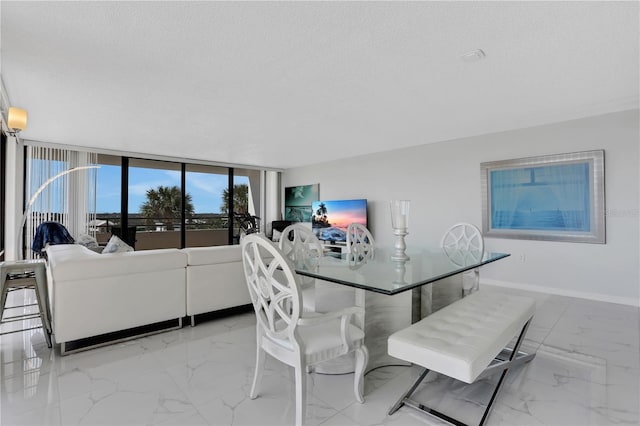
[311,199,367,243]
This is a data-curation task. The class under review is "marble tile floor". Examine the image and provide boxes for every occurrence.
[1,285,639,426]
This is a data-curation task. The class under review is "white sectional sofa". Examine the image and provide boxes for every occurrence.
[183,245,250,326]
[45,243,250,353]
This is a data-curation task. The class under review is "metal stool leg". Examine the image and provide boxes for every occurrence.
[0,261,53,348]
[32,281,52,348]
[0,272,9,323]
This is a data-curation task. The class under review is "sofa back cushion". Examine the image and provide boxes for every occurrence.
[46,244,187,282]
[183,245,242,266]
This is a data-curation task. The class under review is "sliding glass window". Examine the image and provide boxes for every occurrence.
[93,154,265,251]
[184,164,229,247]
[128,158,182,250]
[232,168,262,242]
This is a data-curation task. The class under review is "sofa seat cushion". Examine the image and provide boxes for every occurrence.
[47,244,187,281]
[183,245,241,266]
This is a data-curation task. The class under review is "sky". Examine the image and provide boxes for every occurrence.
[96,165,247,214]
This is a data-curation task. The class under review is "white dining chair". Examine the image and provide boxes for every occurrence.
[241,234,368,426]
[441,223,484,295]
[279,223,324,312]
[346,223,375,259]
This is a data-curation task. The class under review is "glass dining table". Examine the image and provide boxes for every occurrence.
[294,247,510,372]
[295,248,509,295]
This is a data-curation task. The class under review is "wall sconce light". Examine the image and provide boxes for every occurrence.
[6,106,28,135]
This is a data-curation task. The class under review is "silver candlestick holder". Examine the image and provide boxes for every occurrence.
[390,200,410,261]
[392,259,408,287]
[391,228,410,261]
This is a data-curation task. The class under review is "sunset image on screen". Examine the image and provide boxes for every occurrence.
[311,199,367,242]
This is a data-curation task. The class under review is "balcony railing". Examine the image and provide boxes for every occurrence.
[94,214,238,250]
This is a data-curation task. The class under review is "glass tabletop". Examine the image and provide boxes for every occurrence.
[294,248,510,295]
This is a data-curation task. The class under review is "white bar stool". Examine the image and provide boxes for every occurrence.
[0,259,52,348]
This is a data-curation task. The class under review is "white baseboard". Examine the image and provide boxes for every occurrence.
[481,278,640,307]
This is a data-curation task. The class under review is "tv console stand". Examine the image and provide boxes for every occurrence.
[321,241,347,257]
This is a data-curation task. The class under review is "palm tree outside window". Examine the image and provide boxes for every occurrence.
[140,185,194,231]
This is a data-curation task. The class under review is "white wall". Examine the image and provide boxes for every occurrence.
[284,110,639,306]
[4,136,24,260]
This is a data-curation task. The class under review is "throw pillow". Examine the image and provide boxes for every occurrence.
[103,235,134,254]
[76,233,100,249]
[272,229,282,242]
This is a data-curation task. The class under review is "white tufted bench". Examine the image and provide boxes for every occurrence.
[387,290,536,426]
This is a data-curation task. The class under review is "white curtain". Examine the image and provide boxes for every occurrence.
[490,168,526,229]
[539,163,590,231]
[24,146,97,258]
[490,163,590,231]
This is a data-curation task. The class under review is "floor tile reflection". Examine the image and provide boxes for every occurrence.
[1,287,638,425]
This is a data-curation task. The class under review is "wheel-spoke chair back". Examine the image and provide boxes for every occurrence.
[243,234,301,342]
[346,223,375,259]
[441,223,484,295]
[241,234,368,426]
[279,224,323,311]
[279,223,323,267]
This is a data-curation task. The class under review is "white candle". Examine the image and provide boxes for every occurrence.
[396,214,406,229]
[390,200,410,230]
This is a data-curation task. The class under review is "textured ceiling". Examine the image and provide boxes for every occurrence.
[1,1,638,169]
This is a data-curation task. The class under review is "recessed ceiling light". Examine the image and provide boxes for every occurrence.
[461,49,486,63]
